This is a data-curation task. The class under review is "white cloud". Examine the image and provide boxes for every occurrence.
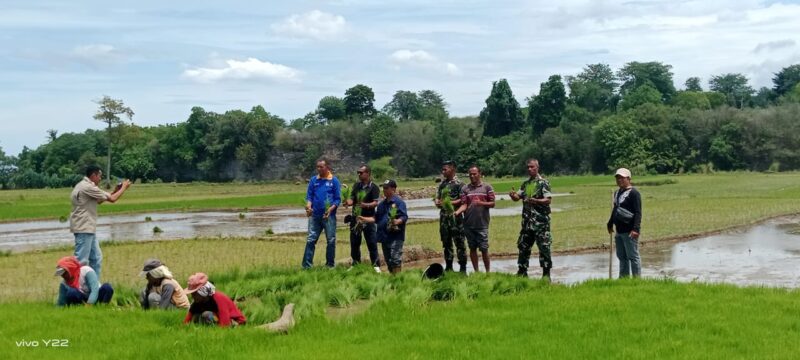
[70,44,125,67]
[182,58,301,83]
[271,10,347,41]
[753,40,796,53]
[389,50,461,76]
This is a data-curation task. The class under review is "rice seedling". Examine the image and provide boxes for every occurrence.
[152,226,163,234]
[144,216,152,222]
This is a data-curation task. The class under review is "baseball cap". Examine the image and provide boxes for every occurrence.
[614,168,632,178]
[382,179,397,188]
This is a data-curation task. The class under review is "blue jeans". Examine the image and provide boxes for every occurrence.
[615,232,641,278]
[74,233,102,278]
[302,216,337,268]
[59,283,114,306]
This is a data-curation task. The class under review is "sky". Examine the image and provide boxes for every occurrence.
[1,0,799,156]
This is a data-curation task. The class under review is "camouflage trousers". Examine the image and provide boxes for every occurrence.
[439,214,467,265]
[517,222,552,271]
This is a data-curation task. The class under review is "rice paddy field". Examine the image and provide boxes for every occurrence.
[2,172,800,359]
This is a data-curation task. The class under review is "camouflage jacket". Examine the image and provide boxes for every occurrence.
[437,177,464,216]
[518,175,552,225]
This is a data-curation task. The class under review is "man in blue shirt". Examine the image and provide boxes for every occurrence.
[359,179,408,274]
[302,158,341,268]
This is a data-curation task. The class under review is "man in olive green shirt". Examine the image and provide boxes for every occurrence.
[70,165,131,278]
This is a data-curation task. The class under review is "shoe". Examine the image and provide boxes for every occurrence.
[445,260,454,272]
[516,268,528,277]
[373,266,381,273]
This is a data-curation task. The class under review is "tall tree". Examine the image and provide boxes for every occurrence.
[566,63,618,113]
[619,82,663,111]
[685,77,703,92]
[528,75,567,136]
[93,95,134,186]
[617,61,676,102]
[479,79,524,137]
[383,90,421,122]
[752,87,775,108]
[344,84,376,118]
[316,96,346,123]
[709,73,755,108]
[772,64,800,97]
[418,90,449,121]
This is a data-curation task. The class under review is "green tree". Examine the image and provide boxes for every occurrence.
[418,90,449,121]
[671,91,711,110]
[0,144,15,189]
[479,79,524,137]
[617,61,676,102]
[528,75,567,136]
[116,145,156,181]
[772,64,800,97]
[93,96,134,186]
[685,77,703,92]
[566,63,618,113]
[383,90,421,122]
[317,96,346,123]
[344,84,376,118]
[619,82,662,111]
[709,73,754,108]
[705,92,728,108]
[752,87,775,108]
[393,121,435,177]
[366,114,397,158]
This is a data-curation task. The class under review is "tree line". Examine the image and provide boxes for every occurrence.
[1,62,800,189]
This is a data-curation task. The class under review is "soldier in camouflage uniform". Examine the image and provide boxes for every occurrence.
[434,161,467,273]
[509,159,553,279]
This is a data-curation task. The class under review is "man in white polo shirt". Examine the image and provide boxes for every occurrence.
[70,165,131,278]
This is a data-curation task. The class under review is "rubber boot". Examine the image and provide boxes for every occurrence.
[542,267,551,282]
[458,262,467,275]
[391,266,402,275]
[516,267,528,277]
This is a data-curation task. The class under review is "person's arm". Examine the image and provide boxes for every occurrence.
[85,271,100,305]
[305,178,314,216]
[454,190,469,216]
[359,201,381,223]
[631,189,642,238]
[159,284,176,310]
[394,200,409,225]
[450,184,463,207]
[482,186,496,208]
[106,180,132,203]
[329,178,341,212]
[362,185,380,209]
[607,191,616,234]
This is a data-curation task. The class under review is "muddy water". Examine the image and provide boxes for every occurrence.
[485,217,800,288]
[0,194,566,252]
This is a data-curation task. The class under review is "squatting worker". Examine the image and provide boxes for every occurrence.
[435,160,467,273]
[454,166,495,273]
[346,165,381,272]
[184,272,246,327]
[509,159,553,279]
[55,256,114,306]
[70,165,131,279]
[302,158,341,269]
[139,258,190,310]
[607,168,643,278]
[359,180,408,274]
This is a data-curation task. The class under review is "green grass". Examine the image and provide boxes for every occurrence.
[2,268,799,359]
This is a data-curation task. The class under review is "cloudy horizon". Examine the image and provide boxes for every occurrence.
[2,0,799,155]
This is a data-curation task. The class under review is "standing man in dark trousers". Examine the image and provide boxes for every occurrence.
[607,168,642,278]
[346,165,381,272]
[509,159,553,279]
[454,166,495,273]
[359,180,408,274]
[435,161,467,273]
[302,158,341,269]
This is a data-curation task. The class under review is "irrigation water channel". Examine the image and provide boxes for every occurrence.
[2,195,799,288]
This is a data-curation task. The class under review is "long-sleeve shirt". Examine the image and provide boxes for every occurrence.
[184,291,246,327]
[607,187,642,234]
[375,195,408,243]
[306,173,341,218]
[57,266,101,305]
